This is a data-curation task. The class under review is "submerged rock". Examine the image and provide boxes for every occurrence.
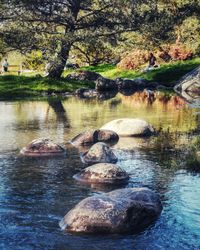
[60,187,162,234]
[95,77,117,91]
[101,118,155,137]
[71,129,119,147]
[73,163,129,184]
[20,138,66,156]
[81,142,118,165]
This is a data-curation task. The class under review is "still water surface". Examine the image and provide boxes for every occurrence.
[0,92,200,250]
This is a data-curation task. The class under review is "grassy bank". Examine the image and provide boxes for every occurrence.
[0,75,94,99]
[79,57,200,85]
[0,58,199,99]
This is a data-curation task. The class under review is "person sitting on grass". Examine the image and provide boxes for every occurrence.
[141,53,159,73]
[2,59,9,73]
[148,52,157,68]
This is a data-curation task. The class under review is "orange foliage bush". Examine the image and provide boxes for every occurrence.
[118,44,193,70]
[158,44,193,61]
[169,44,193,60]
[117,49,149,70]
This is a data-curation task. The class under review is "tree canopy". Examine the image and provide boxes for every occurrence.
[0,0,199,77]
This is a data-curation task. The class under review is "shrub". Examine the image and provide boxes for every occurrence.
[118,43,194,70]
[158,44,193,61]
[117,49,149,70]
[23,51,45,70]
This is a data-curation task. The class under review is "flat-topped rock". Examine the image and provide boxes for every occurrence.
[81,142,118,165]
[20,138,66,156]
[60,187,162,234]
[73,163,129,184]
[70,129,119,147]
[101,118,155,137]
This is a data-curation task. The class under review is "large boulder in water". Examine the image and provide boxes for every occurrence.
[81,142,118,165]
[95,76,118,91]
[66,70,101,82]
[101,118,155,137]
[174,66,200,93]
[73,163,129,184]
[59,187,162,234]
[20,138,66,156]
[70,129,119,147]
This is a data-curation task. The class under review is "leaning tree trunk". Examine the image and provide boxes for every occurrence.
[46,1,81,78]
[46,42,71,79]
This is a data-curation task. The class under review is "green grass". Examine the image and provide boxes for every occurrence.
[0,75,94,99]
[76,58,200,86]
[0,58,199,99]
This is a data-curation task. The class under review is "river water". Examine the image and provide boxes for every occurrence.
[0,91,200,250]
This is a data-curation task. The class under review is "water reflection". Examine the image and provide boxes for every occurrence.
[97,90,118,100]
[0,92,200,152]
[47,99,70,128]
[119,89,137,96]
[0,92,200,249]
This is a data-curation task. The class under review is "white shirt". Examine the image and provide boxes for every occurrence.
[2,61,9,67]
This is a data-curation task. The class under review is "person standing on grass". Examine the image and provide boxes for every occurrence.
[2,59,9,72]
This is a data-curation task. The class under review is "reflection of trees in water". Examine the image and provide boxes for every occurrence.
[46,99,70,128]
[108,98,122,109]
[121,91,186,108]
[97,90,118,101]
[119,91,200,132]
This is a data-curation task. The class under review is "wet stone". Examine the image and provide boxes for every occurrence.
[101,118,155,137]
[60,187,163,234]
[81,142,118,165]
[70,129,119,147]
[73,163,129,184]
[20,138,66,157]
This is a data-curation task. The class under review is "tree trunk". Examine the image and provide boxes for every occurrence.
[46,42,71,79]
[46,1,81,78]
